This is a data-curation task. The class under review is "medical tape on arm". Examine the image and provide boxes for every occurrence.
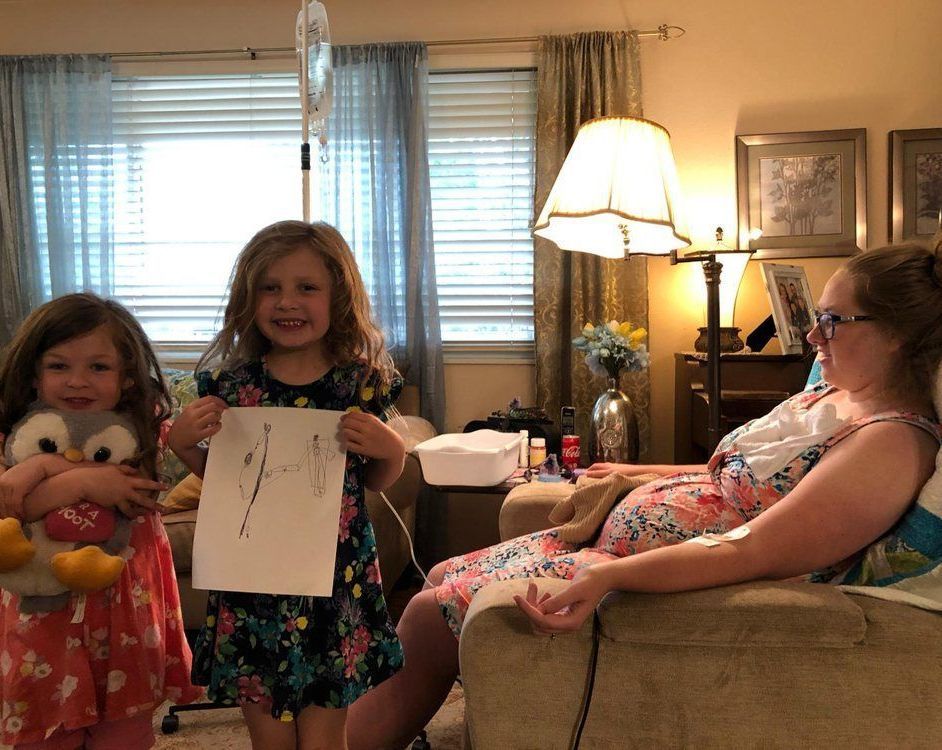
[685,525,751,548]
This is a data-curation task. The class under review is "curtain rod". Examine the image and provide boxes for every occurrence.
[109,25,685,59]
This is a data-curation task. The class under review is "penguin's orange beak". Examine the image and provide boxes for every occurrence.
[63,448,84,463]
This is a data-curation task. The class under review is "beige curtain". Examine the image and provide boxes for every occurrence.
[533,31,651,458]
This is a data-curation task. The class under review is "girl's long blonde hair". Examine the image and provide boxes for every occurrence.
[200,221,396,392]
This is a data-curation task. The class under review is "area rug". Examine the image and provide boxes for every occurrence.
[152,683,465,749]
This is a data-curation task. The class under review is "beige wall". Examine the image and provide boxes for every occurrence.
[3,0,941,455]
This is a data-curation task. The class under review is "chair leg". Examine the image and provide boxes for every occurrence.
[411,729,431,749]
[161,702,237,734]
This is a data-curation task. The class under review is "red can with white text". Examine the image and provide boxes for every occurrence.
[561,435,581,470]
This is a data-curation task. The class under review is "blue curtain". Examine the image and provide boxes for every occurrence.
[0,54,114,344]
[320,42,445,431]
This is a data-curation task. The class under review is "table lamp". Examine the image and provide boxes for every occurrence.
[533,115,726,451]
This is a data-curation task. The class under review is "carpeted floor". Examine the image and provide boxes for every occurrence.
[152,682,465,749]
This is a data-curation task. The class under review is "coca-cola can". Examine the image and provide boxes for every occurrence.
[561,435,581,470]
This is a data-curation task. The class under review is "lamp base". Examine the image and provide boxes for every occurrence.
[694,326,744,353]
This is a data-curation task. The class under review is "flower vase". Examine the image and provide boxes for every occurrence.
[589,377,639,463]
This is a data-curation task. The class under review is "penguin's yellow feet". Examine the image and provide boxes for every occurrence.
[0,518,36,572]
[51,546,125,593]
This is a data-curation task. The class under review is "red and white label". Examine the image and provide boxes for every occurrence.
[45,503,117,543]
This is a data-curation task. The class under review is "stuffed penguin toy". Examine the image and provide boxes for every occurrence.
[0,407,140,613]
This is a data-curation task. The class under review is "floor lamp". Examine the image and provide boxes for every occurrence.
[533,116,725,451]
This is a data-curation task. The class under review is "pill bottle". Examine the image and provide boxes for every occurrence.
[529,437,547,468]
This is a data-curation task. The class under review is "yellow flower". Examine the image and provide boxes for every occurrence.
[628,328,647,347]
[617,321,633,338]
[361,385,375,402]
[346,406,362,414]
[353,583,362,598]
[206,615,216,627]
[280,710,294,722]
[296,616,308,630]
[344,566,354,583]
[294,396,309,407]
[581,322,595,337]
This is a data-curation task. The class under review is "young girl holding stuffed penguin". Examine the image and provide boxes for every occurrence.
[169,220,406,750]
[0,293,201,748]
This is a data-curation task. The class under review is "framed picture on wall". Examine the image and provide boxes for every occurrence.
[759,262,815,354]
[736,129,867,259]
[889,128,942,243]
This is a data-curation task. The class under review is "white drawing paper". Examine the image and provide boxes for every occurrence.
[193,407,346,597]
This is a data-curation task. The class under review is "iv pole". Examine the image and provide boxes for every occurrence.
[300,0,310,222]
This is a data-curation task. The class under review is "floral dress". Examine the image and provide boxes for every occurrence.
[437,381,941,638]
[190,360,403,718]
[0,465,202,745]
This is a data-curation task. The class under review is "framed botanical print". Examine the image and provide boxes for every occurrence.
[736,129,867,258]
[889,128,942,243]
[759,262,815,355]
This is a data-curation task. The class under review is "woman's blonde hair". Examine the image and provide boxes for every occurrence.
[200,220,396,391]
[844,232,942,405]
[0,293,171,479]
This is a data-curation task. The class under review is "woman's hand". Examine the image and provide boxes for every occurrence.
[339,411,405,462]
[513,566,611,635]
[585,462,640,478]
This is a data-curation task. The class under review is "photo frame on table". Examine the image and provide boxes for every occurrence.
[759,262,815,355]
[736,129,867,259]
[889,128,942,243]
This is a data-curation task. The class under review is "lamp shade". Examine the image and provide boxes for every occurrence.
[533,116,691,258]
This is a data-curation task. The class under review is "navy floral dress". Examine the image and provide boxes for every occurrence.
[190,359,404,717]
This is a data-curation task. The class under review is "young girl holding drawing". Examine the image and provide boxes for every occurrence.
[168,220,406,750]
[0,293,201,749]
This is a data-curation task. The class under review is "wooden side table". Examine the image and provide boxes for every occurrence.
[673,352,814,464]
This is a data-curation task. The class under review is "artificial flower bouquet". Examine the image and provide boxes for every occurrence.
[572,320,649,379]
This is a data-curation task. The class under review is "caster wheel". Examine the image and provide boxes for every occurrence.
[161,713,180,734]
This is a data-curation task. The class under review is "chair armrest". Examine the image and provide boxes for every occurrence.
[460,579,594,750]
[498,481,573,540]
[598,580,866,648]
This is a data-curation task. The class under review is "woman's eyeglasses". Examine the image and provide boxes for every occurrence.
[813,311,875,340]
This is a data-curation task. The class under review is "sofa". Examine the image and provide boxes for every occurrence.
[158,370,435,631]
[458,362,942,749]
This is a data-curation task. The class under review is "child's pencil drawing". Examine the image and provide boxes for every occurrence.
[193,407,346,596]
[237,423,338,539]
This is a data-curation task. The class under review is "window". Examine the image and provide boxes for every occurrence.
[111,74,302,343]
[111,69,536,347]
[428,70,535,343]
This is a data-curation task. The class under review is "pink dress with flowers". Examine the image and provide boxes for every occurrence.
[437,382,941,638]
[0,502,202,745]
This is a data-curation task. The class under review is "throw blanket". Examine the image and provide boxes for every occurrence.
[833,368,942,612]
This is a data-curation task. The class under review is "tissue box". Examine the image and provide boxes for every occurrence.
[414,429,522,487]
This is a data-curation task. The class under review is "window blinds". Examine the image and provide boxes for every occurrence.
[111,74,302,343]
[428,69,536,342]
[110,69,536,345]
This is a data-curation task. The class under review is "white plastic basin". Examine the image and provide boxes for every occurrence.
[414,429,523,487]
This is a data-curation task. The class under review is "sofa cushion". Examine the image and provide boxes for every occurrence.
[161,472,203,513]
[162,509,198,574]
